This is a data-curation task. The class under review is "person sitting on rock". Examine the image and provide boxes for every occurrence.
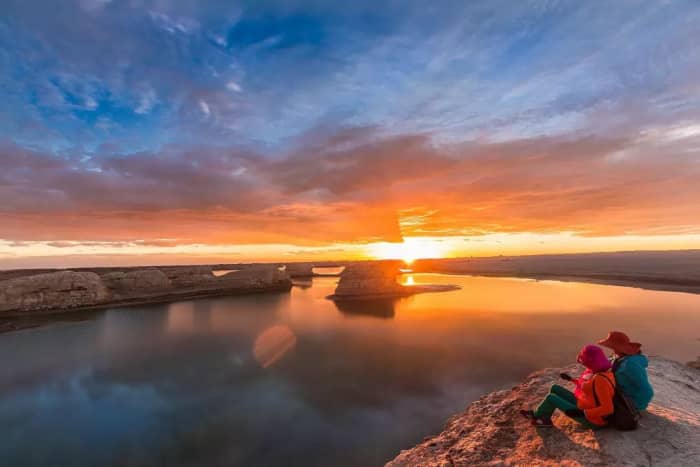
[520,345,615,428]
[598,331,653,411]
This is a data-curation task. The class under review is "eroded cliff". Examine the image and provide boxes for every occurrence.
[387,358,700,466]
[0,265,292,316]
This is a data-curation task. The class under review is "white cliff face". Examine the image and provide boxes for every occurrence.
[0,271,110,313]
[101,269,173,300]
[0,265,293,315]
[387,358,700,467]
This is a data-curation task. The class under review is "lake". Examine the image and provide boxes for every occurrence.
[1,274,699,466]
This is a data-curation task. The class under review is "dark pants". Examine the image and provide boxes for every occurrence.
[534,384,595,428]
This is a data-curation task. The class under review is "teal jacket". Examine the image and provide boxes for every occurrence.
[613,354,654,410]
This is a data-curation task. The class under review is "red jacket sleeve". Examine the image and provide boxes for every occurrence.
[584,376,615,420]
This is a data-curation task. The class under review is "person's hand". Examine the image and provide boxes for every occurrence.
[564,408,584,417]
[559,373,573,381]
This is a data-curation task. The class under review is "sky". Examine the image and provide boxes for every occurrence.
[2,0,700,267]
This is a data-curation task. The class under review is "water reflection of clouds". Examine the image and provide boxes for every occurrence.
[0,370,166,465]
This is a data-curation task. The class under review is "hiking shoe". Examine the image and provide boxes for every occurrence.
[531,417,553,427]
[519,409,553,427]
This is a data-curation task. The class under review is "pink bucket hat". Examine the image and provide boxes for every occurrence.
[577,344,611,372]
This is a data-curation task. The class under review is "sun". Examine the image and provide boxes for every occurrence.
[368,237,445,264]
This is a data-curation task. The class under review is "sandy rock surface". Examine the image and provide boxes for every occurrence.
[387,357,700,467]
[101,269,173,299]
[0,271,110,313]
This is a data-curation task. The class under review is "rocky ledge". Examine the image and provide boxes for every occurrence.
[329,261,459,300]
[0,265,292,317]
[387,357,700,466]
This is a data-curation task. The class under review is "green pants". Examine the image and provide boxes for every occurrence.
[534,384,593,427]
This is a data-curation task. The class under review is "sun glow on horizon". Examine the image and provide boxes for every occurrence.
[4,232,700,269]
[368,237,448,264]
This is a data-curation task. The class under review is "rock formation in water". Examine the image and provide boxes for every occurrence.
[284,262,346,278]
[330,261,459,300]
[332,261,408,298]
[387,357,700,466]
[0,265,292,316]
[285,263,315,278]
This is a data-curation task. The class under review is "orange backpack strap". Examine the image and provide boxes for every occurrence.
[597,373,615,390]
[592,373,615,406]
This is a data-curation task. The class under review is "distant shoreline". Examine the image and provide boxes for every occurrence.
[430,271,700,295]
[411,249,700,295]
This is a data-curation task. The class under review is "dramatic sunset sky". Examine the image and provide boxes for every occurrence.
[2,0,700,267]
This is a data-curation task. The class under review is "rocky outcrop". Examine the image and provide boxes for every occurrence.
[101,269,173,300]
[387,357,700,466]
[213,265,291,291]
[687,356,700,370]
[332,261,408,298]
[285,263,315,278]
[0,271,110,313]
[283,262,346,278]
[161,266,218,289]
[330,262,459,299]
[0,265,292,317]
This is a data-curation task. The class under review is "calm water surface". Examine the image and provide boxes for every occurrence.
[1,275,699,466]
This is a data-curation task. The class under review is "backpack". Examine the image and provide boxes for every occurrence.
[594,373,640,431]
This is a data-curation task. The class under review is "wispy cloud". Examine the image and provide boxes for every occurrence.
[199,100,211,117]
[1,0,700,260]
[226,81,242,92]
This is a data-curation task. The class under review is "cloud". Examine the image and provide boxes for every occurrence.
[3,0,700,153]
[2,0,700,255]
[79,0,112,13]
[199,100,211,116]
[148,10,200,35]
[226,81,242,92]
[134,88,157,115]
[1,125,700,247]
[261,133,455,196]
[83,96,98,111]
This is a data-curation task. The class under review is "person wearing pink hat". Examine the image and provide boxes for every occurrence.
[520,344,616,428]
[598,331,653,411]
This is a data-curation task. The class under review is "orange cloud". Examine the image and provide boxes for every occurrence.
[2,129,700,252]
